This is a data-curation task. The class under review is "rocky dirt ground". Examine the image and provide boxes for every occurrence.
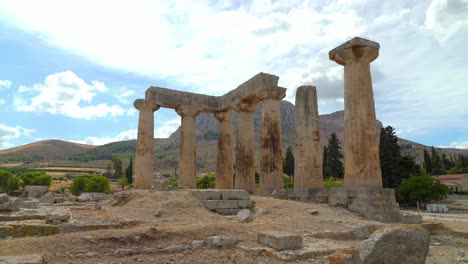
[1,190,467,263]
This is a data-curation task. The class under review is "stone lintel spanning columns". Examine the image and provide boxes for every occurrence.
[214,110,234,189]
[329,36,382,188]
[258,90,285,194]
[176,108,200,188]
[234,99,259,194]
[294,86,323,189]
[133,99,160,188]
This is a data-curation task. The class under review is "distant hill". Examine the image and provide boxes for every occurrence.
[0,139,96,162]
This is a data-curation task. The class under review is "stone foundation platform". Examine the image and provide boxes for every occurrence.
[328,187,401,222]
[190,189,252,215]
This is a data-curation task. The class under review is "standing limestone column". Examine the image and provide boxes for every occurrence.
[176,108,199,188]
[329,37,382,187]
[214,110,234,189]
[134,99,160,188]
[294,86,323,189]
[234,100,259,194]
[259,93,284,194]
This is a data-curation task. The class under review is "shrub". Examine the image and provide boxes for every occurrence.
[117,177,128,190]
[19,172,52,187]
[0,170,20,193]
[196,173,216,189]
[70,174,111,195]
[168,176,178,187]
[396,175,451,205]
[323,177,344,189]
[283,176,294,188]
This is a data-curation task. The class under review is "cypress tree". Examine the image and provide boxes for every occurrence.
[125,157,133,184]
[327,133,344,178]
[423,149,432,174]
[379,126,403,188]
[431,147,444,175]
[283,146,295,177]
[322,146,329,178]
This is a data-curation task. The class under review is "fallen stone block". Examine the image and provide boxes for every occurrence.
[161,244,192,253]
[0,194,20,211]
[24,186,48,198]
[220,189,250,200]
[308,209,319,215]
[78,192,109,202]
[114,248,138,257]
[359,225,430,264]
[190,189,222,200]
[210,235,240,248]
[41,192,55,204]
[45,209,71,225]
[237,209,255,223]
[257,231,302,251]
[202,200,251,210]
[192,240,206,249]
[213,208,243,215]
[19,199,39,209]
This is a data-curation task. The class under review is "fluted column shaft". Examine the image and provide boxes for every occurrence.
[214,110,234,189]
[294,86,323,188]
[329,37,382,188]
[234,101,258,194]
[134,99,160,188]
[260,97,283,194]
[176,108,199,188]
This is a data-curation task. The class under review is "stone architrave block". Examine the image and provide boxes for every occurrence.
[220,190,250,200]
[257,231,302,250]
[202,200,251,210]
[24,186,48,198]
[190,190,222,200]
[41,192,55,204]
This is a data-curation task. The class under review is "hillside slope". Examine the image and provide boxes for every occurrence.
[0,139,96,161]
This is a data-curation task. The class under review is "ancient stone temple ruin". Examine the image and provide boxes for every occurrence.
[133,36,401,222]
[133,73,286,195]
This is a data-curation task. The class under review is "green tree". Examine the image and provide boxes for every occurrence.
[423,149,432,174]
[396,174,450,204]
[0,170,20,193]
[322,146,329,178]
[283,146,295,177]
[117,177,128,190]
[379,126,403,188]
[326,133,344,178]
[112,157,123,179]
[70,174,111,195]
[431,147,444,175]
[196,173,216,189]
[125,158,133,184]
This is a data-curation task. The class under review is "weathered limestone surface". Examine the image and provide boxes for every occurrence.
[234,100,259,194]
[191,189,251,215]
[214,110,233,189]
[133,99,160,188]
[176,108,199,188]
[328,187,400,222]
[359,225,430,264]
[294,86,323,189]
[24,185,48,198]
[329,37,382,188]
[257,231,302,250]
[260,96,284,194]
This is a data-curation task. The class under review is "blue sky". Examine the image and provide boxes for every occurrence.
[0,0,467,149]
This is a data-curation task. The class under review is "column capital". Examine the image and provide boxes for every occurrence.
[256,89,286,101]
[134,99,160,111]
[176,107,200,117]
[233,98,259,112]
[214,110,232,121]
[329,37,379,66]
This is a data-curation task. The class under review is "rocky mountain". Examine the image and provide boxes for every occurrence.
[169,100,383,147]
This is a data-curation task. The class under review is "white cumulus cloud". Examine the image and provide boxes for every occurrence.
[74,129,138,145]
[424,0,468,43]
[0,80,12,89]
[0,123,35,149]
[155,119,180,138]
[14,70,125,119]
[440,140,468,149]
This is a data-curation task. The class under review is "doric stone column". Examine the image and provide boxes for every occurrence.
[234,100,259,194]
[176,108,199,188]
[294,86,323,189]
[259,91,285,194]
[329,37,382,188]
[133,99,160,188]
[214,110,233,189]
